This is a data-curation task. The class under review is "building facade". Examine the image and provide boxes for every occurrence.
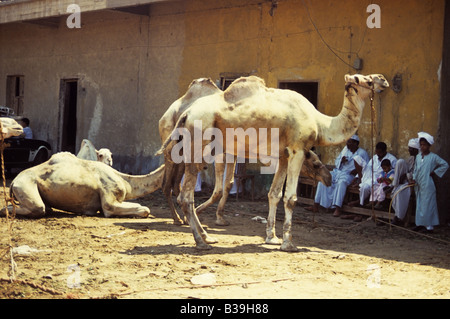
[1,0,449,218]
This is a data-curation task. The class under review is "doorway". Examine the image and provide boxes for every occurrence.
[59,79,78,154]
[6,75,24,115]
[278,81,319,108]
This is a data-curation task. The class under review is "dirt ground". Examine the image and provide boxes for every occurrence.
[1,182,449,300]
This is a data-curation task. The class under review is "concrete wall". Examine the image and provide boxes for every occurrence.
[0,0,446,179]
[0,6,186,173]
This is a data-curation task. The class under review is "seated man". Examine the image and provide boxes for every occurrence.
[349,142,397,208]
[307,135,369,217]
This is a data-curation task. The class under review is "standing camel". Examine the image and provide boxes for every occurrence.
[159,78,332,227]
[159,74,389,251]
[159,78,222,225]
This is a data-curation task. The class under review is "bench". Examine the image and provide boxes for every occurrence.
[297,176,415,224]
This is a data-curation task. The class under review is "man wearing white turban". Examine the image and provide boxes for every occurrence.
[307,135,369,216]
[389,138,419,225]
[412,132,448,232]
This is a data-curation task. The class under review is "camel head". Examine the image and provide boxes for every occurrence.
[345,74,389,95]
[301,150,332,186]
[96,148,113,166]
[1,117,24,139]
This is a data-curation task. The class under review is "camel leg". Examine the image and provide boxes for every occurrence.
[178,163,217,250]
[266,157,288,245]
[162,162,186,225]
[101,200,150,218]
[2,181,46,218]
[196,161,225,215]
[280,151,305,252]
[100,190,150,218]
[214,161,236,226]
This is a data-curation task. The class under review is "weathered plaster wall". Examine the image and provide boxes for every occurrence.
[177,0,445,165]
[0,0,445,180]
[0,6,186,173]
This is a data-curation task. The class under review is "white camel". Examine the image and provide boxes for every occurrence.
[159,74,389,251]
[159,78,222,225]
[77,139,113,166]
[159,79,331,226]
[1,152,164,218]
[0,117,24,139]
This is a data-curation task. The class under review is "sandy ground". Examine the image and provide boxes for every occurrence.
[1,184,449,300]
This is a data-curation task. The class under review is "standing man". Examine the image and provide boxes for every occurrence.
[411,132,448,232]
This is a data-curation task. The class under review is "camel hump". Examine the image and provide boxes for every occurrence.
[183,78,221,101]
[48,152,78,165]
[188,77,217,88]
[223,76,266,103]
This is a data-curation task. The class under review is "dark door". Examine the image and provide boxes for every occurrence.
[278,81,318,108]
[59,79,78,154]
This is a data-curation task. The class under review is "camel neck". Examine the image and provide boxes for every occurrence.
[117,165,165,200]
[316,90,366,146]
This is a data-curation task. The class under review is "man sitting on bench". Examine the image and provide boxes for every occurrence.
[306,135,369,217]
[348,142,397,209]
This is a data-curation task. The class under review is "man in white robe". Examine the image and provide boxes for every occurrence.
[308,135,369,216]
[389,138,419,225]
[412,132,449,232]
[349,142,397,207]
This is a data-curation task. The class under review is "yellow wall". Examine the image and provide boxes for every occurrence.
[0,0,444,174]
[176,0,445,164]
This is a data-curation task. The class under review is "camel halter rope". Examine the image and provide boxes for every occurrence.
[0,122,17,280]
[369,87,377,222]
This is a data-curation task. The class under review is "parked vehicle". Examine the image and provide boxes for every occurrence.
[2,137,52,174]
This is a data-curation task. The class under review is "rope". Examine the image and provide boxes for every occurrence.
[0,122,17,280]
[369,88,377,222]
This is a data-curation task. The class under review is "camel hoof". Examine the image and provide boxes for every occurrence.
[205,236,218,244]
[280,241,299,252]
[173,217,189,225]
[265,236,282,245]
[196,243,213,250]
[173,219,184,226]
[215,219,230,226]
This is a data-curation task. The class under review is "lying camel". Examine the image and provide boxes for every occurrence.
[159,74,389,250]
[76,139,113,166]
[1,152,164,218]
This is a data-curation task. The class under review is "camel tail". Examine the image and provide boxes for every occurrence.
[155,112,188,157]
